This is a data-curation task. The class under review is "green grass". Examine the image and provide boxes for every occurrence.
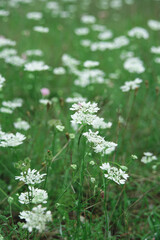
[0,0,160,239]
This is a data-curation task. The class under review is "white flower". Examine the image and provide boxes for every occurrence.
[53,67,66,75]
[124,57,145,73]
[0,37,16,47]
[66,96,87,103]
[150,46,160,54]
[0,74,6,90]
[26,12,43,20]
[19,205,52,233]
[141,152,157,164]
[33,26,49,33]
[18,187,48,204]
[83,60,99,68]
[83,130,117,155]
[120,78,143,92]
[56,125,65,132]
[39,99,51,105]
[148,19,160,31]
[75,27,89,36]
[14,120,30,131]
[2,98,23,109]
[0,107,13,114]
[70,102,99,114]
[15,168,46,185]
[0,132,26,147]
[81,15,96,24]
[0,48,17,59]
[128,27,149,39]
[91,177,95,183]
[24,61,49,71]
[5,55,26,66]
[98,30,113,40]
[100,163,129,185]
[0,10,10,16]
[25,49,43,56]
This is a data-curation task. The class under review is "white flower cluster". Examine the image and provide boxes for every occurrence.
[16,168,52,233]
[33,26,49,33]
[26,12,43,20]
[120,78,143,92]
[0,37,16,47]
[0,48,17,60]
[124,57,145,73]
[0,98,23,114]
[128,27,149,39]
[148,19,160,31]
[14,120,30,131]
[83,130,117,155]
[24,49,43,57]
[18,186,48,204]
[19,205,52,233]
[15,168,46,185]
[0,74,6,90]
[0,130,26,147]
[0,10,10,16]
[150,46,160,54]
[70,102,112,129]
[24,61,49,71]
[141,152,157,164]
[100,163,129,184]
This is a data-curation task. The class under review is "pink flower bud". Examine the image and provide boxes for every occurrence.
[40,88,50,96]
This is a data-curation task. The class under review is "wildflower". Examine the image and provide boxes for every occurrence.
[120,78,143,92]
[71,164,77,170]
[15,168,46,185]
[18,187,48,204]
[53,67,66,75]
[89,161,95,165]
[81,15,96,24]
[124,57,145,73]
[0,10,10,16]
[14,120,30,131]
[0,132,26,147]
[39,99,51,105]
[141,152,157,164]
[5,55,26,66]
[26,12,43,20]
[40,88,50,96]
[0,37,16,47]
[131,155,138,160]
[100,163,129,185]
[0,74,6,90]
[24,61,49,71]
[33,26,49,33]
[91,177,96,183]
[148,19,160,31]
[98,30,113,40]
[75,27,89,36]
[2,98,23,110]
[19,205,52,233]
[128,27,149,39]
[56,125,65,132]
[69,133,75,139]
[83,60,99,68]
[83,130,117,155]
[25,49,43,56]
[150,46,160,54]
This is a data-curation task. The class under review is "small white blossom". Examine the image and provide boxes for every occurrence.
[56,125,65,132]
[100,163,129,185]
[33,26,49,33]
[0,74,6,90]
[26,12,43,20]
[128,27,149,39]
[124,57,145,73]
[83,60,99,68]
[15,168,46,185]
[14,120,30,131]
[120,78,143,92]
[148,19,160,31]
[24,61,49,71]
[141,152,157,164]
[19,205,52,233]
[18,187,48,204]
